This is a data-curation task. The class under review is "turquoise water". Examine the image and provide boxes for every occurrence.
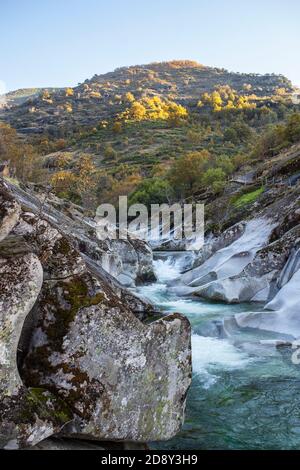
[136,254,300,450]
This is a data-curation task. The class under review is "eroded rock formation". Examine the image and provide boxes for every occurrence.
[0,179,191,449]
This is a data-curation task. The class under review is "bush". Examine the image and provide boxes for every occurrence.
[201,167,226,193]
[129,178,174,207]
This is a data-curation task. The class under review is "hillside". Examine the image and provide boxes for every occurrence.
[0,87,62,109]
[0,60,299,213]
[1,60,294,136]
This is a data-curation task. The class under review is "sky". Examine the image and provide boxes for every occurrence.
[1,0,300,92]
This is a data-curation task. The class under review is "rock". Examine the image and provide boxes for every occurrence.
[114,237,156,287]
[21,268,191,442]
[27,437,148,450]
[0,388,73,450]
[0,181,21,242]
[169,218,276,301]
[0,182,191,447]
[27,437,106,450]
[195,224,300,304]
[259,339,292,347]
[15,213,87,280]
[0,252,72,449]
[0,253,43,394]
[7,181,155,287]
[190,221,246,270]
[74,246,156,322]
[194,272,275,304]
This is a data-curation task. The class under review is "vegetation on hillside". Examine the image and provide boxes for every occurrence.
[0,61,299,211]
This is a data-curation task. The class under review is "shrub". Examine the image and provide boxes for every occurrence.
[201,167,226,193]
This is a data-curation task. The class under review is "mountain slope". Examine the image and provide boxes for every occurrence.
[1,60,294,136]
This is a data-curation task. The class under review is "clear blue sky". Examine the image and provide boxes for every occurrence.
[1,0,300,92]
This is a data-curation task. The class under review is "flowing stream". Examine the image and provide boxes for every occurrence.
[135,252,300,450]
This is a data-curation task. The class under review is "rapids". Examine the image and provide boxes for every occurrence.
[135,253,300,450]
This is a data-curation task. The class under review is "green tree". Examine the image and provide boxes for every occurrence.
[168,150,210,198]
[129,178,174,207]
[201,167,226,193]
[285,113,300,143]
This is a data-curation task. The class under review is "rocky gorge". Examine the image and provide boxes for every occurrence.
[1,55,300,450]
[0,178,192,450]
[1,141,300,449]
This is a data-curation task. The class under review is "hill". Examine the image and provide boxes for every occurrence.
[0,60,294,135]
[0,60,299,213]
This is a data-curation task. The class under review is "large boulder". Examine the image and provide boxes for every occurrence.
[0,251,72,449]
[0,253,43,394]
[21,267,191,442]
[0,182,191,447]
[114,237,156,287]
[169,218,276,300]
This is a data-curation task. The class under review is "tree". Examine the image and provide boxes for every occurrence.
[216,155,235,175]
[42,90,51,100]
[186,129,202,144]
[233,121,253,142]
[129,178,174,207]
[112,121,122,134]
[65,87,74,97]
[124,92,135,103]
[201,167,226,193]
[0,123,45,182]
[285,113,300,143]
[104,144,118,160]
[102,173,142,205]
[50,171,78,199]
[129,101,147,120]
[167,101,188,126]
[210,91,223,111]
[168,150,211,198]
[76,155,98,208]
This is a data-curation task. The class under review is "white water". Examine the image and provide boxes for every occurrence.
[153,257,182,282]
[143,252,300,450]
[137,254,255,388]
[191,335,252,388]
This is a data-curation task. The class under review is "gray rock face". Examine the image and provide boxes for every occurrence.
[0,184,21,242]
[21,260,191,442]
[0,180,191,448]
[0,222,72,448]
[0,252,43,394]
[169,217,276,300]
[115,237,156,287]
[171,202,300,305]
[190,222,246,270]
[0,388,73,450]
[7,181,156,286]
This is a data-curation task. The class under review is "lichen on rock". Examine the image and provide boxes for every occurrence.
[0,181,192,448]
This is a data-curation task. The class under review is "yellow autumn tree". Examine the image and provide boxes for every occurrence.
[124,92,135,103]
[129,101,147,120]
[65,87,74,97]
[50,170,77,196]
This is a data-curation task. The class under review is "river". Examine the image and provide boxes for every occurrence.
[135,252,300,450]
